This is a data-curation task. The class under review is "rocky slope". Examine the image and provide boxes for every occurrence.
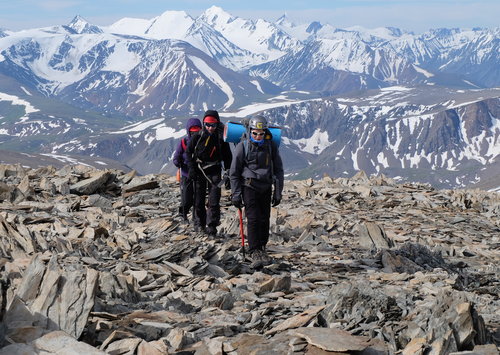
[0,164,499,354]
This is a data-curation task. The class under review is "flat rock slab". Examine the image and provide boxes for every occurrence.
[0,330,105,354]
[291,327,370,352]
[265,305,325,335]
[70,171,112,195]
[222,332,292,354]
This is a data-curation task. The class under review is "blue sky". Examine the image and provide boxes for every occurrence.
[1,0,499,32]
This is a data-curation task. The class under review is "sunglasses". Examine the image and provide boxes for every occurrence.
[204,123,217,128]
[251,131,265,137]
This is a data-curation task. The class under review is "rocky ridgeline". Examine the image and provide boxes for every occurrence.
[0,163,499,355]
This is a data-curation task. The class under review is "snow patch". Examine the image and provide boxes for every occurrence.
[40,153,93,167]
[0,93,39,115]
[153,124,185,141]
[188,55,234,109]
[289,129,332,154]
[103,42,140,73]
[111,118,164,134]
[250,80,264,94]
[413,65,434,78]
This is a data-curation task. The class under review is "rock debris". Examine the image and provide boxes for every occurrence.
[0,164,499,354]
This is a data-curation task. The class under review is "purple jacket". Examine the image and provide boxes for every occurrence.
[173,118,202,177]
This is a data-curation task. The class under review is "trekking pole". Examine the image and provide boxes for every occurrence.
[181,177,186,220]
[238,208,245,259]
[192,176,197,225]
[183,177,194,221]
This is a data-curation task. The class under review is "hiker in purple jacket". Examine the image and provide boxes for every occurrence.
[173,118,202,221]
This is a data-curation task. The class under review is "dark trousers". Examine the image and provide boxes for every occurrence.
[243,186,272,251]
[193,169,221,228]
[179,176,194,218]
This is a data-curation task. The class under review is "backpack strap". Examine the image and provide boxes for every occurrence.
[181,137,187,151]
[242,135,274,178]
[243,139,249,162]
[242,130,273,163]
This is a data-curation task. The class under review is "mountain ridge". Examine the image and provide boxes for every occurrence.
[0,7,499,190]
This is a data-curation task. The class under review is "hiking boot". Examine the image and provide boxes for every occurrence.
[248,249,264,269]
[193,225,205,233]
[260,249,273,266]
[206,226,217,237]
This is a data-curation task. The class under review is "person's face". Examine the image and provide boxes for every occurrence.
[251,129,265,142]
[204,122,217,134]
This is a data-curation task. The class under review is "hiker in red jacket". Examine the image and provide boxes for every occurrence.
[173,118,202,221]
[186,110,232,236]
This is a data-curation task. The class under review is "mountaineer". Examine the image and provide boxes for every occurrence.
[173,117,202,221]
[186,110,232,236]
[229,115,284,268]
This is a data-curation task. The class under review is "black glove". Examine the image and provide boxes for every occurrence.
[232,196,243,209]
[272,197,281,207]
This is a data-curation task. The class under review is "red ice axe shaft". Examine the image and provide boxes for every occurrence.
[238,208,245,258]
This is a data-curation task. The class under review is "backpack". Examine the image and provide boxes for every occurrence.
[181,137,187,151]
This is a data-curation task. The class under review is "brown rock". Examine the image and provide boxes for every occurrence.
[291,327,370,352]
[265,305,326,335]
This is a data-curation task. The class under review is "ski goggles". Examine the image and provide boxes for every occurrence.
[204,123,217,128]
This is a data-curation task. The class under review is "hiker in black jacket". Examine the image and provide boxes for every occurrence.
[229,115,284,268]
[186,110,232,236]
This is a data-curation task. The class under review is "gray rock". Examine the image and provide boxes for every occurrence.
[358,222,394,250]
[70,171,112,195]
[0,164,498,353]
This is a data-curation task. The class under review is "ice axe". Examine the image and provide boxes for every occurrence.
[238,208,246,259]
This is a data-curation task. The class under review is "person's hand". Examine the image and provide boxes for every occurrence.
[272,197,281,207]
[232,196,243,209]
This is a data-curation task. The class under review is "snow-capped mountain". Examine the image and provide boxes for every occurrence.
[66,15,103,34]
[248,38,425,94]
[198,6,300,63]
[1,8,498,118]
[36,86,500,190]
[261,86,500,188]
[105,6,299,71]
[1,7,499,189]
[108,9,269,71]
[0,23,278,117]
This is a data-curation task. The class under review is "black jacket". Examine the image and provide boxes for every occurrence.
[230,137,284,199]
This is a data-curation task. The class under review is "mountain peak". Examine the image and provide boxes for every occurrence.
[66,15,102,34]
[201,6,234,25]
[276,13,292,26]
[156,9,191,19]
[145,10,194,39]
